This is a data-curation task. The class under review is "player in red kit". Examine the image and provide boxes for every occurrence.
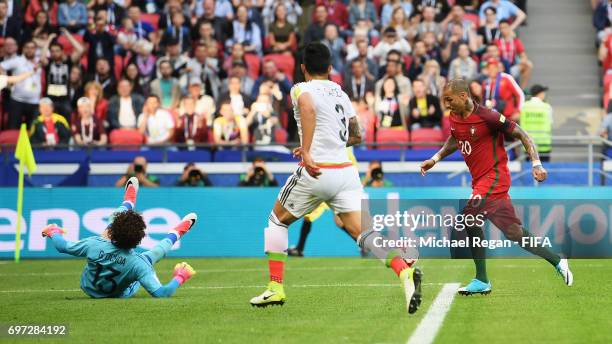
[420,78,573,295]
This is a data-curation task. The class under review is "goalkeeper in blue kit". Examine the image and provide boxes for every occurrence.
[42,177,197,298]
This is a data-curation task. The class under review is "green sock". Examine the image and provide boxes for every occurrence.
[520,228,560,266]
[466,227,488,283]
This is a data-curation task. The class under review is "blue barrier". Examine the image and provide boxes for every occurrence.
[0,187,610,259]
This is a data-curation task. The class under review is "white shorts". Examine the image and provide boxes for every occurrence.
[278,165,363,218]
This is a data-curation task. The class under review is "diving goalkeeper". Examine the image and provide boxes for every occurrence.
[42,177,197,298]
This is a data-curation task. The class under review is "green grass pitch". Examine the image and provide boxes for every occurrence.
[1,258,611,343]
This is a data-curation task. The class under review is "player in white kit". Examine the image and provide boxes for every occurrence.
[249,43,422,314]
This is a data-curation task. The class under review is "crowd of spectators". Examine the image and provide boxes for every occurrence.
[595,0,612,143]
[0,0,531,150]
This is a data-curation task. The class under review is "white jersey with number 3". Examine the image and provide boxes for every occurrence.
[291,80,356,165]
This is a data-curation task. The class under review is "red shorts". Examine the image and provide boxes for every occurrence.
[463,176,522,230]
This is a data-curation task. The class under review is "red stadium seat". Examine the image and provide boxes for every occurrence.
[274,127,288,143]
[0,129,20,145]
[411,128,445,149]
[244,54,261,80]
[330,73,343,86]
[604,72,612,94]
[376,128,410,149]
[109,129,144,150]
[57,34,84,56]
[264,54,295,81]
[114,55,124,80]
[141,13,160,31]
[464,13,480,29]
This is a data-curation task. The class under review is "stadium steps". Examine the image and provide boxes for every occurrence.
[521,0,603,162]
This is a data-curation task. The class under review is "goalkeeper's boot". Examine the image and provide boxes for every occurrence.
[399,267,421,314]
[250,281,286,307]
[124,177,139,208]
[555,258,573,286]
[458,278,492,296]
[170,213,198,239]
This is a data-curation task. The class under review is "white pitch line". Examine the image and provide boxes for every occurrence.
[0,282,448,294]
[406,283,461,344]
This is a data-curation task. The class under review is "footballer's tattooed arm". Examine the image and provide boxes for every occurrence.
[346,117,362,147]
[510,124,548,182]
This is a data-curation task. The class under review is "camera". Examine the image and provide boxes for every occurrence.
[371,167,383,181]
[134,164,144,173]
[188,169,202,179]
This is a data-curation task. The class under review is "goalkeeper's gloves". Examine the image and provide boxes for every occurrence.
[42,224,66,238]
[173,262,196,285]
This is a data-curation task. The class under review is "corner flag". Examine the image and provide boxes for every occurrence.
[14,123,37,262]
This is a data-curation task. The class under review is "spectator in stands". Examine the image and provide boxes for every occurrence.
[223,61,255,96]
[479,0,526,30]
[344,59,375,102]
[413,0,450,22]
[348,0,378,32]
[158,38,191,89]
[219,75,252,119]
[175,95,208,147]
[373,27,411,67]
[346,29,372,60]
[40,29,85,120]
[131,39,156,90]
[247,94,279,144]
[441,5,476,43]
[481,43,511,74]
[238,157,278,187]
[0,0,21,40]
[226,4,262,56]
[422,31,443,64]
[521,84,553,161]
[267,4,297,55]
[405,11,422,45]
[495,19,533,88]
[262,0,302,29]
[381,0,412,28]
[600,113,612,141]
[482,57,524,122]
[72,97,107,146]
[91,0,125,32]
[407,40,428,80]
[251,59,292,100]
[86,58,117,99]
[193,1,226,43]
[223,42,246,74]
[138,95,175,144]
[375,50,412,106]
[213,100,249,146]
[387,6,411,40]
[116,17,139,56]
[107,79,145,130]
[115,155,160,187]
[441,23,477,67]
[188,43,222,101]
[25,0,59,27]
[58,0,88,33]
[354,99,376,142]
[161,11,191,54]
[29,98,71,146]
[68,65,85,109]
[477,6,500,46]
[375,77,407,129]
[417,6,442,40]
[84,11,116,74]
[470,79,484,103]
[303,4,328,45]
[322,24,345,73]
[22,10,56,43]
[123,63,145,96]
[418,59,446,97]
[345,38,377,81]
[177,163,213,187]
[362,160,393,187]
[409,79,442,131]
[150,59,181,110]
[187,80,216,125]
[0,39,42,129]
[448,43,478,80]
[315,0,348,31]
[83,81,109,125]
[127,6,154,40]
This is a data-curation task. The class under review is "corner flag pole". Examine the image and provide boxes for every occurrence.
[15,159,24,263]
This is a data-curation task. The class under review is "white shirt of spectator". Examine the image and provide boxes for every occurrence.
[372,39,411,66]
[291,80,355,165]
[137,109,175,144]
[119,97,137,128]
[230,94,245,117]
[0,55,42,104]
[0,75,7,91]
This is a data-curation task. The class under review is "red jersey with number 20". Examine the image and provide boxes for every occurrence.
[450,102,516,192]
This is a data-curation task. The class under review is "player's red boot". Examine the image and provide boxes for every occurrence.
[124,177,139,208]
[170,213,198,239]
